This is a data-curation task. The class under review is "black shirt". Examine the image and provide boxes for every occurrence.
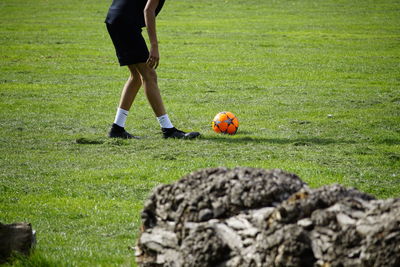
[105,0,165,27]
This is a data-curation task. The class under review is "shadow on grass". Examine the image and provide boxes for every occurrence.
[75,137,130,146]
[378,138,400,145]
[201,135,357,146]
[75,135,399,146]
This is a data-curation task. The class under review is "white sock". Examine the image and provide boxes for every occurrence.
[114,108,129,128]
[157,114,174,129]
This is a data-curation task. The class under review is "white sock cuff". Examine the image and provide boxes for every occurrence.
[114,108,129,128]
[157,114,174,129]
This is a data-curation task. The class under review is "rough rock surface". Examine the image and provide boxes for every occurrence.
[135,167,400,267]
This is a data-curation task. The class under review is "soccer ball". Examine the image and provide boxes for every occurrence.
[212,111,239,135]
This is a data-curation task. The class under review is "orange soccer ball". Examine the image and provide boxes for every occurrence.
[212,111,239,135]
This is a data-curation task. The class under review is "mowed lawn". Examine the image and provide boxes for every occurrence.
[1,0,399,265]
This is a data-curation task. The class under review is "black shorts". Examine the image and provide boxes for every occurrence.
[106,21,149,66]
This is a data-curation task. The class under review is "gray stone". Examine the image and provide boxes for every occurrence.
[135,167,400,267]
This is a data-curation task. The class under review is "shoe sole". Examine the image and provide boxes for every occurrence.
[163,132,201,139]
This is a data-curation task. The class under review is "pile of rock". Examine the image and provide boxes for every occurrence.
[135,167,400,267]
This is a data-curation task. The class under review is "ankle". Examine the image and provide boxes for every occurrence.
[157,114,174,128]
[114,108,129,128]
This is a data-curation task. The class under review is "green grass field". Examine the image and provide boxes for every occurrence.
[1,0,399,265]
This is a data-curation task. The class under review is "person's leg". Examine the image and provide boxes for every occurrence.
[134,63,200,139]
[134,62,166,117]
[108,66,142,139]
[119,65,142,111]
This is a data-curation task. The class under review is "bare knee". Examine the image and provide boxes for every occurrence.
[130,69,141,82]
[135,63,157,83]
[127,65,142,86]
[142,69,157,84]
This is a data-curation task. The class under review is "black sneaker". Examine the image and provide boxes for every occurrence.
[108,123,139,139]
[162,127,200,139]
